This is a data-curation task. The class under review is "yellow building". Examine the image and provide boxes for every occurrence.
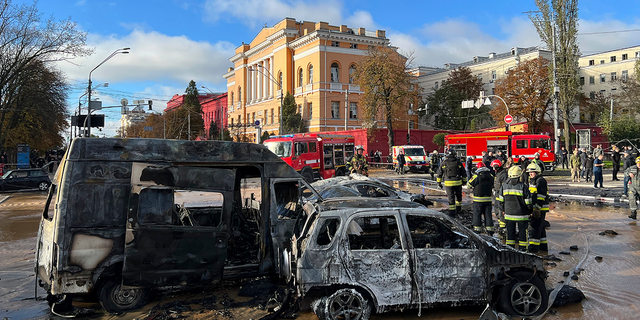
[223,18,415,142]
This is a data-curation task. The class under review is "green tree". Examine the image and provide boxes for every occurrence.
[432,133,446,148]
[598,114,640,144]
[281,92,303,134]
[0,0,91,148]
[425,67,491,130]
[529,0,581,149]
[260,131,271,143]
[165,80,204,140]
[353,46,420,153]
[208,120,220,140]
[222,129,233,141]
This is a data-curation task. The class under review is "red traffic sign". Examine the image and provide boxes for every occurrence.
[504,114,513,124]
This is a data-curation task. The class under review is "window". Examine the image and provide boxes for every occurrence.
[331,101,340,118]
[274,181,302,220]
[298,68,303,87]
[530,139,551,150]
[324,145,334,169]
[478,74,483,82]
[434,81,439,89]
[277,107,280,122]
[270,108,274,124]
[589,60,594,66]
[406,215,471,249]
[600,60,605,64]
[623,54,628,60]
[331,63,340,83]
[231,92,234,105]
[600,74,606,83]
[278,72,283,88]
[238,87,242,101]
[349,102,357,119]
[350,43,358,49]
[308,65,313,84]
[580,77,585,85]
[348,216,401,250]
[138,187,224,227]
[636,51,640,58]
[355,184,391,197]
[295,142,308,155]
[308,103,313,119]
[309,142,317,153]
[331,41,340,47]
[29,170,47,177]
[298,104,302,115]
[316,218,341,246]
[611,56,616,62]
[349,65,356,84]
[516,140,528,149]
[589,76,595,84]
[491,87,495,95]
[622,70,629,81]
[252,112,255,123]
[611,72,617,81]
[491,70,497,80]
[589,91,595,99]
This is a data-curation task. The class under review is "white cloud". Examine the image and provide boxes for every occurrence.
[203,0,343,28]
[58,28,236,87]
[344,10,378,31]
[578,19,640,55]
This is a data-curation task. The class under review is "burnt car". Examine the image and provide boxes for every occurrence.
[309,175,432,207]
[289,206,548,319]
[0,168,51,191]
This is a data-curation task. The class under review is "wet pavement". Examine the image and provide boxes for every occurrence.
[1,169,640,319]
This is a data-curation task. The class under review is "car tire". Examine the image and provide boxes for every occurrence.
[301,168,314,183]
[499,271,548,317]
[97,278,148,314]
[318,288,371,320]
[38,181,50,191]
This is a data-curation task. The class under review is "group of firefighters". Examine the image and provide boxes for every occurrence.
[436,149,549,253]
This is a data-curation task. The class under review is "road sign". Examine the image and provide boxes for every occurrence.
[461,100,474,109]
[475,99,483,109]
[504,114,513,124]
[133,99,146,105]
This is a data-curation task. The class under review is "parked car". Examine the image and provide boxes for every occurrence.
[0,169,51,191]
[288,207,548,319]
[309,175,433,207]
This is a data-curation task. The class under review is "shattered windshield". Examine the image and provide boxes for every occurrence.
[264,141,292,158]
[404,148,425,156]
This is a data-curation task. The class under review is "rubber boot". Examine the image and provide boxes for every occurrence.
[629,210,637,220]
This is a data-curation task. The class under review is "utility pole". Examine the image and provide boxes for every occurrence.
[344,88,349,130]
[610,98,614,121]
[551,11,561,155]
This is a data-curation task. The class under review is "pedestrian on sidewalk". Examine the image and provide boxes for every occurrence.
[625,157,640,220]
[496,166,533,251]
[570,150,581,182]
[593,154,604,188]
[612,145,621,181]
[560,146,569,169]
[468,162,495,235]
[396,150,406,175]
[580,148,588,179]
[593,144,604,159]
[585,153,594,182]
[527,162,549,253]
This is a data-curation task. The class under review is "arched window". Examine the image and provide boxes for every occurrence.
[330,63,340,83]
[238,87,242,104]
[231,92,234,104]
[349,65,356,84]
[298,68,303,87]
[308,65,314,84]
[278,71,283,89]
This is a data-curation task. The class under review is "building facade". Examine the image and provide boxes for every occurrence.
[223,18,416,142]
[165,92,228,140]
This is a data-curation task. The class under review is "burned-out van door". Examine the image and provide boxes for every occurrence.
[269,178,320,277]
[122,163,236,287]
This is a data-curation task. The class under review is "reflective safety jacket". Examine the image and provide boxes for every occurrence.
[529,175,549,212]
[626,165,640,191]
[467,167,494,202]
[497,178,532,220]
[350,154,369,173]
[437,156,466,186]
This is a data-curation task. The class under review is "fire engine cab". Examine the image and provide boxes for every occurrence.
[263,134,355,182]
[445,131,555,171]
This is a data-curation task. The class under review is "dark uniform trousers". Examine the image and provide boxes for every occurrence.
[446,185,463,217]
[473,201,494,234]
[529,176,549,252]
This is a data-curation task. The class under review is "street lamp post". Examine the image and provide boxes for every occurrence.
[248,66,283,134]
[407,104,426,144]
[86,47,130,136]
[481,92,511,131]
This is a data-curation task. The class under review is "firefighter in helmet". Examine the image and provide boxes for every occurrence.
[350,145,369,176]
[467,161,495,235]
[491,159,508,231]
[496,165,533,251]
[527,162,549,253]
[437,149,466,217]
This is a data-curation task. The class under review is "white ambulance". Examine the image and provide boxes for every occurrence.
[392,145,429,173]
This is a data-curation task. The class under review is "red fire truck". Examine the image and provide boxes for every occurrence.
[445,131,556,171]
[263,134,355,181]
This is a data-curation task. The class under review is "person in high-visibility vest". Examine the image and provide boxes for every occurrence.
[527,162,549,253]
[496,166,533,251]
[437,149,466,217]
[467,161,495,235]
[491,159,508,231]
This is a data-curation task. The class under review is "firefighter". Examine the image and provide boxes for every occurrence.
[437,149,466,217]
[625,157,640,220]
[496,166,533,251]
[429,150,441,179]
[350,145,369,176]
[467,161,495,235]
[532,152,545,175]
[527,162,549,253]
[492,159,508,231]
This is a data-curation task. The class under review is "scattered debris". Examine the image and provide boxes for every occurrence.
[551,285,586,307]
[547,309,559,315]
[599,230,618,236]
[563,271,570,277]
[545,262,557,267]
[559,251,571,255]
[595,256,603,262]
[543,254,563,261]
[574,268,584,274]
[570,245,579,251]
[571,275,579,281]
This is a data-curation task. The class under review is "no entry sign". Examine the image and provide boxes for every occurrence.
[504,114,513,124]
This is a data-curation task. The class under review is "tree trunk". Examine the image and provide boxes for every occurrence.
[563,110,571,150]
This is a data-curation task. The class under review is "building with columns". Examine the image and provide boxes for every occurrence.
[223,17,416,142]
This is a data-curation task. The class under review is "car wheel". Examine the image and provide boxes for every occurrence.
[318,288,371,320]
[301,169,314,183]
[499,271,548,317]
[98,278,148,314]
[38,181,50,191]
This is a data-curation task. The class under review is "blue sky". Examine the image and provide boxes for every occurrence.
[18,0,640,138]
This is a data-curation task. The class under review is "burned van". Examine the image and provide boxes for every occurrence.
[35,138,319,313]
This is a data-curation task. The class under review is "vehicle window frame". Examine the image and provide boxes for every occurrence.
[313,217,342,247]
[346,214,403,251]
[405,214,477,250]
[515,140,528,149]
